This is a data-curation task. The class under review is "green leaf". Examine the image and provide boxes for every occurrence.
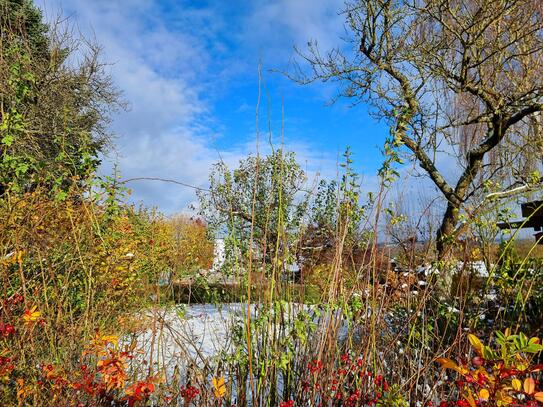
[524,344,543,353]
[1,134,14,146]
[482,345,496,360]
[15,162,29,176]
[55,190,68,201]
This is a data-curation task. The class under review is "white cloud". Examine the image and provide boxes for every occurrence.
[242,0,345,58]
[35,0,343,213]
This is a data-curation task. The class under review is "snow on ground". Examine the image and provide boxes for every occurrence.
[130,260,494,378]
[126,303,325,379]
[126,304,243,377]
[455,260,490,277]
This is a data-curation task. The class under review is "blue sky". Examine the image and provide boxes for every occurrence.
[36,0,391,213]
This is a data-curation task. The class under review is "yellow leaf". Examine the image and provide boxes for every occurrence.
[17,251,24,265]
[496,389,514,406]
[534,392,543,402]
[16,378,27,400]
[512,378,522,391]
[436,358,456,368]
[466,392,477,407]
[101,335,119,346]
[436,358,468,374]
[212,376,226,398]
[468,334,483,354]
[524,377,535,395]
[22,306,41,323]
[479,389,490,400]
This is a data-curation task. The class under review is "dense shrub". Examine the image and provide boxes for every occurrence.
[0,185,182,404]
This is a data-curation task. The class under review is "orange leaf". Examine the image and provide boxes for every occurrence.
[524,377,535,395]
[22,306,41,323]
[212,376,226,398]
[101,335,119,346]
[436,358,468,374]
[534,392,543,402]
[466,392,477,407]
[16,378,27,400]
[436,358,456,368]
[479,389,489,400]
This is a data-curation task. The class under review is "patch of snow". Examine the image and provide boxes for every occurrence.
[416,264,439,277]
[126,303,348,379]
[456,260,489,277]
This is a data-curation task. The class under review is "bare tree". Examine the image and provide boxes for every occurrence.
[293,0,543,258]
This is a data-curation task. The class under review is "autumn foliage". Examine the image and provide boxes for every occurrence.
[437,331,543,406]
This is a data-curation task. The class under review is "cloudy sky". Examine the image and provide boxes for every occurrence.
[36,0,391,213]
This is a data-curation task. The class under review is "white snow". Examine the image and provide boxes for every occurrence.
[126,303,337,379]
[126,304,244,377]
